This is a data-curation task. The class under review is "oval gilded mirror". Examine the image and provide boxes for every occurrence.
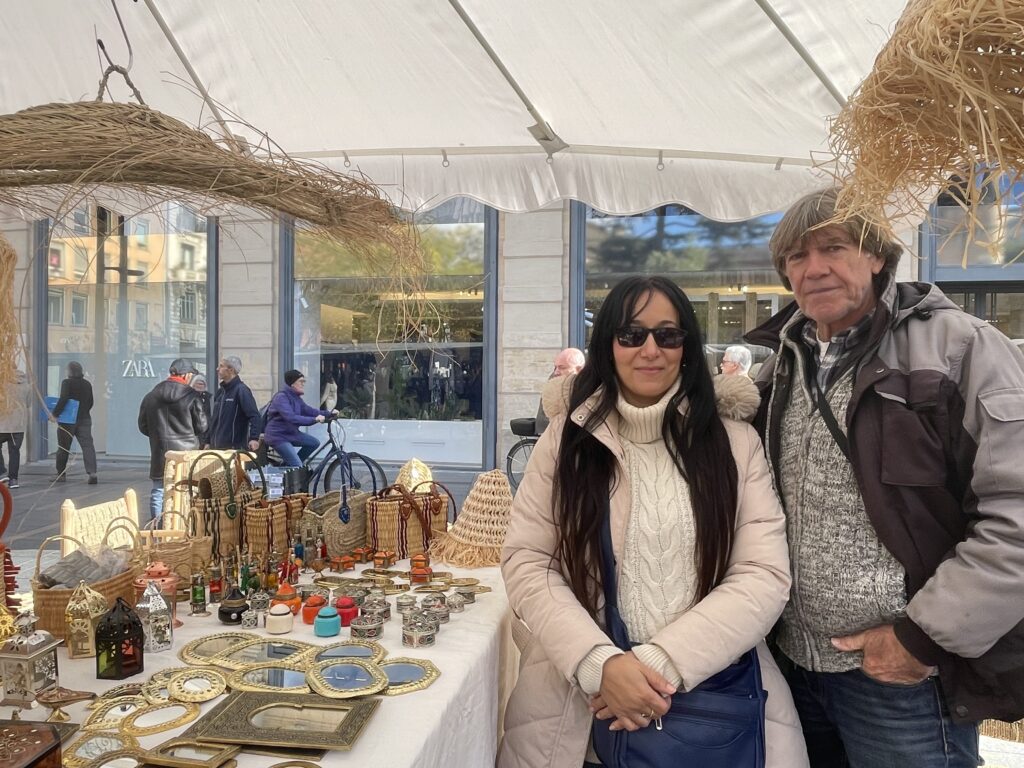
[141,680,171,705]
[89,684,143,708]
[83,696,148,731]
[82,751,145,768]
[379,657,441,696]
[179,632,252,666]
[121,701,200,737]
[305,659,388,699]
[65,733,140,768]
[211,638,315,670]
[228,662,311,693]
[168,668,227,702]
[313,641,386,664]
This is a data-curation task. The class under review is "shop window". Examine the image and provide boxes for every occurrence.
[47,290,63,325]
[71,294,88,327]
[72,208,90,235]
[294,197,491,466]
[582,205,789,370]
[133,302,149,331]
[48,246,63,276]
[180,288,197,324]
[72,245,90,279]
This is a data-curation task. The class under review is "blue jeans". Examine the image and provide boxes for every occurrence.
[273,433,319,467]
[150,479,164,522]
[784,663,980,768]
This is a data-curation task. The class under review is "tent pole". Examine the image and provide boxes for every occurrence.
[752,0,848,108]
[141,0,246,154]
[447,0,567,156]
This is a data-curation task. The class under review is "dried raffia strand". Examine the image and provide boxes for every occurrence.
[827,0,1024,262]
[0,234,17,415]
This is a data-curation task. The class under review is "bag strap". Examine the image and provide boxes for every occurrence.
[410,480,458,523]
[598,500,634,652]
[811,377,850,459]
[186,451,236,505]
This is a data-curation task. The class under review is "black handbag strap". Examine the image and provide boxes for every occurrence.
[598,502,635,652]
[811,377,850,459]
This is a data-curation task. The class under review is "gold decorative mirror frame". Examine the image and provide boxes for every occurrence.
[168,669,227,703]
[226,662,311,694]
[65,732,141,768]
[305,658,388,699]
[178,632,252,666]
[141,679,172,705]
[311,640,387,665]
[82,696,148,731]
[379,657,441,696]
[210,637,316,671]
[144,737,240,768]
[81,749,148,768]
[89,684,144,707]
[121,700,201,737]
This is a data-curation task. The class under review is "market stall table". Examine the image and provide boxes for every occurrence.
[23,563,514,767]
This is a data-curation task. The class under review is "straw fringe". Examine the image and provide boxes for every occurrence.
[828,0,1024,260]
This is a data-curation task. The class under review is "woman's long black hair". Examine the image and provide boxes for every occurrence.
[554,276,739,617]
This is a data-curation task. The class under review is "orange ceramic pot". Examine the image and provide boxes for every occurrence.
[270,583,302,615]
[302,595,328,624]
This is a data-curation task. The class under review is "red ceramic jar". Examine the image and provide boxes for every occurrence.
[334,596,359,627]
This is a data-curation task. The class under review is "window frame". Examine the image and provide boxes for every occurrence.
[47,289,64,325]
[70,293,88,327]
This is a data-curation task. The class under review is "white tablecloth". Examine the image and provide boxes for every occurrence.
[36,563,515,767]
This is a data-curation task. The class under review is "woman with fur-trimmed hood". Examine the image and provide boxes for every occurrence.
[499,277,807,767]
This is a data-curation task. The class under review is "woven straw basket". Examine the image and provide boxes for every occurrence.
[430,469,512,568]
[31,525,142,639]
[313,489,372,556]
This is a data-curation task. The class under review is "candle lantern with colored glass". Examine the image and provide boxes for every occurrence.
[189,572,209,617]
[0,612,62,708]
[217,587,249,624]
[64,580,107,659]
[135,581,173,652]
[95,597,144,680]
[134,561,181,628]
[208,564,223,604]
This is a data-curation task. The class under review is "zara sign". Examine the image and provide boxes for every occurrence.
[121,359,157,378]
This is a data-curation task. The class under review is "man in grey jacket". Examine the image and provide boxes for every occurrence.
[747,188,1024,767]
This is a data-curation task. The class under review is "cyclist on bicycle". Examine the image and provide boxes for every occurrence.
[263,369,337,467]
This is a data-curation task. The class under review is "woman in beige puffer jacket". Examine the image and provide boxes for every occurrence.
[499,277,807,768]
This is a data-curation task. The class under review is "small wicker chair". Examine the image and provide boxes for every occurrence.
[59,488,139,557]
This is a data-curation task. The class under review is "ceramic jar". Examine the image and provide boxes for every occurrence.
[217,587,250,625]
[302,595,328,625]
[266,603,294,635]
[314,607,341,637]
[334,597,359,627]
[270,583,302,615]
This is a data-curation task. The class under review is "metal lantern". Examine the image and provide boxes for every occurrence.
[0,611,62,708]
[189,572,209,617]
[136,581,173,653]
[95,597,144,680]
[64,581,107,659]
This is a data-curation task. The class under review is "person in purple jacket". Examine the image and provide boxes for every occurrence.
[263,369,335,467]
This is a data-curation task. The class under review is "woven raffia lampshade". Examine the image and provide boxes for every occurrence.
[430,470,512,568]
[396,459,433,490]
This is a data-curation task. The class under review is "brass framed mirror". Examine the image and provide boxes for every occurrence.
[121,701,201,737]
[210,637,315,670]
[65,733,141,768]
[178,632,252,666]
[144,738,240,768]
[168,669,227,703]
[379,657,441,696]
[226,662,310,694]
[83,696,148,731]
[89,684,144,707]
[305,658,388,699]
[311,640,386,664]
[195,692,379,751]
[141,679,172,705]
[81,749,148,768]
[149,667,194,686]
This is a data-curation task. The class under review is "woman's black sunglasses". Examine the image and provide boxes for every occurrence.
[615,326,688,349]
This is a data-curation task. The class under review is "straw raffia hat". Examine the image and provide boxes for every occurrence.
[430,470,512,568]
[396,458,433,490]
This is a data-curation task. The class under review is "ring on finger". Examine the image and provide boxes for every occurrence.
[640,709,654,720]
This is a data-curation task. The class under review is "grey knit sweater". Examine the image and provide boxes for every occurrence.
[771,353,908,672]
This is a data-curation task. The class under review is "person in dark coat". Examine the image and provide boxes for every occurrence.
[190,374,213,446]
[208,356,261,452]
[138,358,208,520]
[263,369,333,467]
[51,361,98,484]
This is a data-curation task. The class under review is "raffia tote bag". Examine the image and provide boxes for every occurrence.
[316,452,382,556]
[188,452,265,561]
[365,481,455,560]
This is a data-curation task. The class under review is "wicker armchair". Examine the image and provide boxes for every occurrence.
[59,488,139,557]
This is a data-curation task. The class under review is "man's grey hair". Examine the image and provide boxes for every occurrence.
[723,345,752,374]
[222,356,243,373]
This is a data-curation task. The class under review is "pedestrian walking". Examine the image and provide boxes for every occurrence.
[52,361,97,484]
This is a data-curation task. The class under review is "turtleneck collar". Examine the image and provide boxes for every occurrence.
[616,381,681,444]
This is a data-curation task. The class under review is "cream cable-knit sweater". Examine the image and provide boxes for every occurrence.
[575,384,693,696]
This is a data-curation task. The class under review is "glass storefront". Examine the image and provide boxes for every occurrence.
[46,203,211,457]
[584,205,790,371]
[293,198,490,466]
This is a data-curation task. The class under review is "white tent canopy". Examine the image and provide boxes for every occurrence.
[2,0,904,218]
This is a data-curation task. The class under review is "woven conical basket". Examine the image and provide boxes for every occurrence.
[430,470,512,568]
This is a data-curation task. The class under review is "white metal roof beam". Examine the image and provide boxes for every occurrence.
[447,0,568,156]
[752,0,848,108]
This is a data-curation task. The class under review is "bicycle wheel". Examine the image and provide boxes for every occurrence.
[323,452,389,494]
[506,438,537,491]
